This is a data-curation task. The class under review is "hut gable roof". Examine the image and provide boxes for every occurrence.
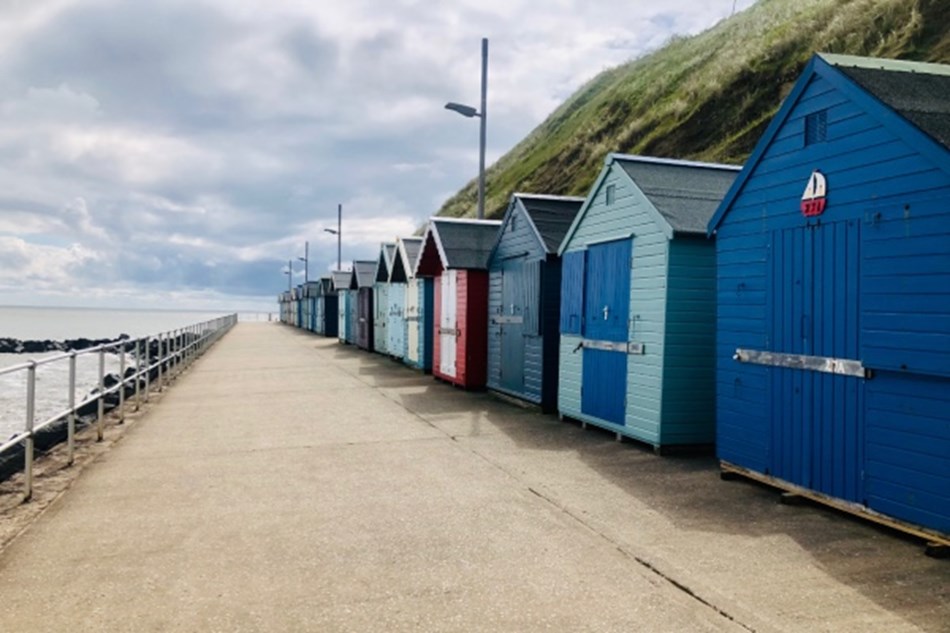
[415,218,502,275]
[709,54,950,233]
[515,193,585,253]
[829,54,950,150]
[331,270,351,291]
[616,157,740,235]
[352,260,377,288]
[392,236,423,282]
[374,243,396,282]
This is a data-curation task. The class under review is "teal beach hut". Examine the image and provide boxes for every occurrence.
[395,237,433,372]
[331,270,353,344]
[315,276,338,337]
[558,154,739,450]
[373,243,396,356]
[486,193,584,412]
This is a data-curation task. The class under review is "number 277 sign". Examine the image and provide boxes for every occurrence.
[800,170,827,217]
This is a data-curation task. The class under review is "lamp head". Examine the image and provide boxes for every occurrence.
[445,102,479,118]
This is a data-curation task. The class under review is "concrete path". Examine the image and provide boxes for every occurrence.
[0,323,946,632]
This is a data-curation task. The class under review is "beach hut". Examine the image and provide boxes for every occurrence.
[331,270,353,344]
[558,153,740,450]
[352,260,377,351]
[278,292,288,324]
[392,237,430,369]
[373,243,396,355]
[294,285,304,329]
[485,193,585,412]
[708,53,950,541]
[314,277,338,337]
[302,281,321,332]
[415,218,502,388]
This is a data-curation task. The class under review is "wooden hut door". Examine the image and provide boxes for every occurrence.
[439,271,458,377]
[406,282,420,363]
[581,239,632,425]
[388,284,404,357]
[500,257,525,392]
[767,221,865,503]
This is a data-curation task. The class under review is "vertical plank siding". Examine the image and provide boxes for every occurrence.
[714,62,950,534]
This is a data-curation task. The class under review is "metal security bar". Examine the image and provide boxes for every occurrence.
[0,314,238,501]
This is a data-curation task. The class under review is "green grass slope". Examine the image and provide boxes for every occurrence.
[437,0,950,219]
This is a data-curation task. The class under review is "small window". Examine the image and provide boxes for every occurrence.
[605,184,616,205]
[509,214,517,232]
[805,110,827,146]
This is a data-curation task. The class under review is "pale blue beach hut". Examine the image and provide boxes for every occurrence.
[558,153,739,450]
[331,270,352,344]
[373,243,396,356]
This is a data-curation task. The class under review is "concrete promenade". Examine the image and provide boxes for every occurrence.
[0,323,946,632]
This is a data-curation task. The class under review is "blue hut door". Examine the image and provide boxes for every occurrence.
[500,257,525,393]
[768,221,864,503]
[581,239,632,425]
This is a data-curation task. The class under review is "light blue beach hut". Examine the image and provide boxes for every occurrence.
[331,270,352,344]
[558,153,739,451]
[394,237,432,372]
[373,243,396,356]
[385,238,413,360]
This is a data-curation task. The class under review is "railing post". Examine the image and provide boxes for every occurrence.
[68,352,76,466]
[97,348,105,442]
[144,336,151,402]
[24,362,36,501]
[157,333,164,391]
[118,343,126,424]
[134,338,141,410]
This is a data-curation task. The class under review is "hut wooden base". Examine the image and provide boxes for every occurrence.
[720,461,950,554]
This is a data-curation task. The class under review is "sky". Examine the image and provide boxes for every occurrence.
[0,0,756,312]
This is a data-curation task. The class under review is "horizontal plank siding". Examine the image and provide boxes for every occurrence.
[715,62,950,535]
[659,237,716,445]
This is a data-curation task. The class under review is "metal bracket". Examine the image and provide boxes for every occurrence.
[580,340,645,355]
[734,348,870,378]
[491,316,523,325]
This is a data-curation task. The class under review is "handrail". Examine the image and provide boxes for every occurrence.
[0,314,238,501]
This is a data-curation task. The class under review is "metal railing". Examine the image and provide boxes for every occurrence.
[0,314,237,501]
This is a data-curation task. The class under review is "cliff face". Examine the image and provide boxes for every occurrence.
[437,0,950,219]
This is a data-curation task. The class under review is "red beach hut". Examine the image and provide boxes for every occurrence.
[414,218,501,389]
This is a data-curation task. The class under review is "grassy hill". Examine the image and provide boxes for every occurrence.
[437,0,950,219]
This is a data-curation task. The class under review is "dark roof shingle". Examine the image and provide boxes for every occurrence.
[515,194,584,253]
[433,219,501,269]
[617,158,740,234]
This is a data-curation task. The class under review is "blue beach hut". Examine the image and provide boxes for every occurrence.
[486,193,584,412]
[708,54,950,541]
[558,153,739,450]
[373,243,396,356]
[395,237,433,372]
[332,270,353,344]
[294,285,304,329]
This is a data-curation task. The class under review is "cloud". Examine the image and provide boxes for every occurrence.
[0,0,757,309]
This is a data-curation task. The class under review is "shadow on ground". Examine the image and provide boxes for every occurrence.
[323,336,950,632]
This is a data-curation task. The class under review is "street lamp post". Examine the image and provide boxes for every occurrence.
[298,241,309,283]
[324,203,342,270]
[284,259,293,292]
[445,37,488,220]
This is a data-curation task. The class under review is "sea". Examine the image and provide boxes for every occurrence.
[0,306,273,442]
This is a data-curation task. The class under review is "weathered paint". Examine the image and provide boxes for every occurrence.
[486,194,581,411]
[710,54,950,535]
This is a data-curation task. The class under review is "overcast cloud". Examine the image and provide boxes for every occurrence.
[0,0,755,311]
